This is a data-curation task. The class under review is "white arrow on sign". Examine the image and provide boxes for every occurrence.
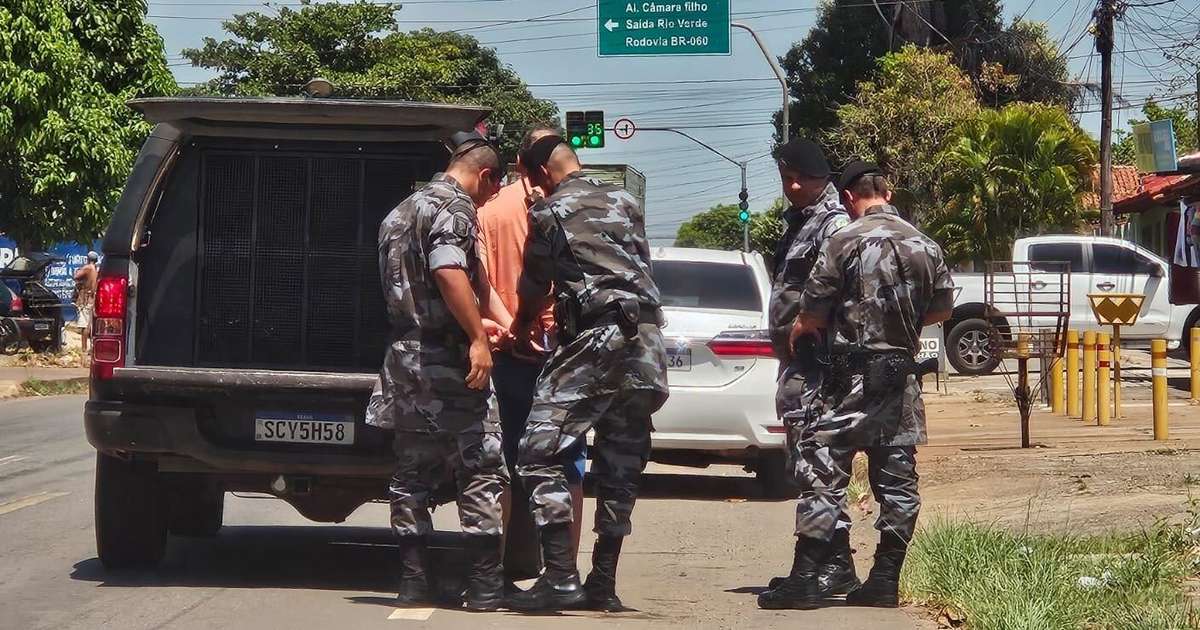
[605,19,619,32]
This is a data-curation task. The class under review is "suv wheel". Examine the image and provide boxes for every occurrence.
[947,318,1001,376]
[756,451,797,499]
[95,453,167,569]
[167,477,224,537]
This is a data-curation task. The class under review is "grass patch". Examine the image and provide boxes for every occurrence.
[12,347,86,368]
[18,378,88,397]
[847,453,870,505]
[902,513,1200,629]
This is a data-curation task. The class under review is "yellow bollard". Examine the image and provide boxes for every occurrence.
[1082,331,1097,423]
[1112,325,1122,419]
[1050,355,1065,415]
[1152,339,1169,441]
[1190,328,1200,402]
[1066,330,1081,417]
[1097,333,1110,426]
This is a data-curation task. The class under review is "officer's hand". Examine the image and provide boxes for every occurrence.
[510,321,544,361]
[788,317,815,356]
[466,338,493,390]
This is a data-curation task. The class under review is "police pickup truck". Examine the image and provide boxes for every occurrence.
[84,97,490,568]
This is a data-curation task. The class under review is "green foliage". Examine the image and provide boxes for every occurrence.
[929,103,1097,265]
[776,1,1076,143]
[0,0,175,248]
[827,46,980,223]
[182,0,557,157]
[902,515,1200,630]
[1114,100,1199,166]
[674,198,786,258]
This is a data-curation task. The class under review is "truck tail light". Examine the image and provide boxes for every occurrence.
[92,274,128,381]
[707,329,775,358]
[10,296,21,314]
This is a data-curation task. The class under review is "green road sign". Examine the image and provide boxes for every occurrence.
[597,0,731,57]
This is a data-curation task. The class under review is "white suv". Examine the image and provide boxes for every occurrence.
[649,247,787,494]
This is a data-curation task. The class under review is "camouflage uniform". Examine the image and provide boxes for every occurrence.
[516,172,669,538]
[366,174,508,538]
[791,204,954,543]
[769,183,851,533]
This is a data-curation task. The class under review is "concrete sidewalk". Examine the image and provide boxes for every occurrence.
[0,366,88,398]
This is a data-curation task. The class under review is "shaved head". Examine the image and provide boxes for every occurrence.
[449,141,501,173]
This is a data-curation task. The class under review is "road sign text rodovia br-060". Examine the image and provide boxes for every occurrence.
[598,0,731,56]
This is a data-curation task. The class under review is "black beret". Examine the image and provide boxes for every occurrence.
[837,160,882,192]
[777,138,831,178]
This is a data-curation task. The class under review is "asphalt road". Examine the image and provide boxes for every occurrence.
[0,395,922,630]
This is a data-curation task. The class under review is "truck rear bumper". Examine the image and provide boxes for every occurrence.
[85,400,394,477]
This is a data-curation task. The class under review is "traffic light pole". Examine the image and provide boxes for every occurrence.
[732,22,788,143]
[635,127,751,251]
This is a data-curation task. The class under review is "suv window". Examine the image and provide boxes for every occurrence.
[1092,244,1160,275]
[653,261,762,311]
[1028,243,1085,273]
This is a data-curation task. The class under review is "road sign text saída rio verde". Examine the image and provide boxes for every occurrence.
[598,0,731,56]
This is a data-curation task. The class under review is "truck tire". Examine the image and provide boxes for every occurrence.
[947,318,1001,376]
[167,477,224,537]
[756,451,797,499]
[95,453,167,569]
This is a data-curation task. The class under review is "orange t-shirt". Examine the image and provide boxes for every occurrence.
[477,179,555,332]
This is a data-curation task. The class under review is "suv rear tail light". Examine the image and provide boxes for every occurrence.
[92,274,128,380]
[10,296,21,313]
[707,329,775,358]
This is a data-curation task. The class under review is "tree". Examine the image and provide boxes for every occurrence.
[182,0,557,157]
[1113,100,1199,166]
[0,0,175,249]
[826,46,980,223]
[674,198,786,259]
[929,103,1097,265]
[774,1,1076,143]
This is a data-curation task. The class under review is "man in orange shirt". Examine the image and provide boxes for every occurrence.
[477,166,586,585]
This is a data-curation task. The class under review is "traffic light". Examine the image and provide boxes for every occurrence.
[738,190,750,223]
[565,111,604,149]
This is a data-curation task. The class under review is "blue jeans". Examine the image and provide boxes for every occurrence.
[493,351,586,484]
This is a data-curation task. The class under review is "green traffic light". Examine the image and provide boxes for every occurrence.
[571,136,583,147]
[589,135,601,147]
[738,211,750,223]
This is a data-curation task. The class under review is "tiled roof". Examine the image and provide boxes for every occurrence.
[1082,165,1143,209]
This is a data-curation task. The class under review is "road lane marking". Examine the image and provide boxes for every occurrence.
[387,608,435,621]
[0,456,25,466]
[0,491,69,516]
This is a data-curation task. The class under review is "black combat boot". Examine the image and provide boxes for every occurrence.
[846,531,907,608]
[463,535,505,612]
[757,536,828,610]
[507,523,586,611]
[768,529,860,597]
[395,535,432,606]
[583,535,626,612]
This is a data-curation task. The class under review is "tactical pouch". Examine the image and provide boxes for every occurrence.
[554,297,582,347]
[615,299,640,340]
[862,352,915,398]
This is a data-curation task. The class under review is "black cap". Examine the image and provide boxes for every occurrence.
[777,138,831,178]
[837,160,882,192]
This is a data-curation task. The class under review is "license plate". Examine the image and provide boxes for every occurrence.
[666,348,692,371]
[33,323,49,331]
[255,412,354,445]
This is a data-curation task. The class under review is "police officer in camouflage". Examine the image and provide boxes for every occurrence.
[365,132,509,612]
[763,139,856,600]
[506,128,669,612]
[759,162,955,610]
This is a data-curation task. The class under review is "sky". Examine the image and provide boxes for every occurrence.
[146,0,1200,242]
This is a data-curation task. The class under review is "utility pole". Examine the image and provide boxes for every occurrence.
[1096,0,1118,236]
[637,127,750,251]
[732,22,788,143]
[1195,70,1199,148]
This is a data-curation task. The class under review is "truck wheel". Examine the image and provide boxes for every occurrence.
[95,453,167,569]
[756,451,797,499]
[947,318,1001,376]
[167,477,224,537]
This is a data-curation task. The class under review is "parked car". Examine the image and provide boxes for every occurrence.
[84,96,496,568]
[648,247,786,494]
[0,253,67,354]
[947,235,1200,375]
